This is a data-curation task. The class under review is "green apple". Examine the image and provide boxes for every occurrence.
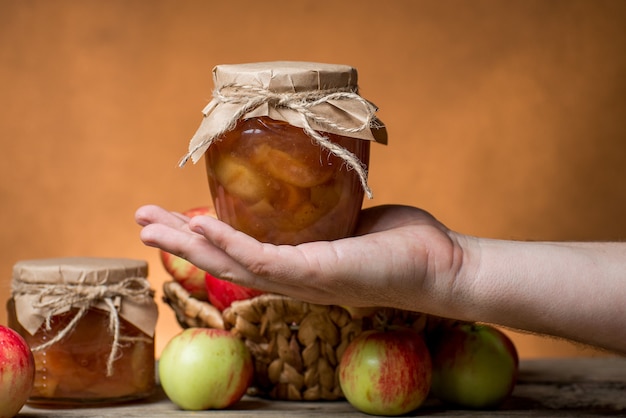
[159,328,253,410]
[0,325,35,418]
[428,323,518,409]
[339,329,432,416]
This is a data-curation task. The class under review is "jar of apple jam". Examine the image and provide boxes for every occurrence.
[179,61,387,245]
[7,257,158,405]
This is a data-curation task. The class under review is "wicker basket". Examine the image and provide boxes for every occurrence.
[162,280,452,401]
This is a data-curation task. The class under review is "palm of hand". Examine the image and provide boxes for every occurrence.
[213,205,461,311]
[137,204,462,312]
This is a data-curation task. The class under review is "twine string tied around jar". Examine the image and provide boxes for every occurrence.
[179,83,382,199]
[12,277,154,376]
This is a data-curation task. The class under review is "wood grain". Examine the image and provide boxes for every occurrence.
[17,358,626,417]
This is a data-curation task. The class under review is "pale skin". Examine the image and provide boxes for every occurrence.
[135,204,626,354]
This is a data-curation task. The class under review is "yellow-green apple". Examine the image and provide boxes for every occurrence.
[0,325,35,418]
[159,328,253,410]
[428,323,518,409]
[204,272,264,311]
[339,329,432,416]
[160,206,217,301]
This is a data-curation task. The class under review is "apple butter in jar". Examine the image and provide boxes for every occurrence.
[7,257,158,405]
[179,61,387,245]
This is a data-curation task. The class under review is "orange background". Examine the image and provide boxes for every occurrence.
[1,0,625,358]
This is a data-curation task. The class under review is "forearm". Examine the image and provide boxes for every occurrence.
[457,238,626,354]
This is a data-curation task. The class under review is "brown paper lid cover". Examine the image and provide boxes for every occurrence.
[213,61,359,93]
[11,257,158,337]
[182,61,387,165]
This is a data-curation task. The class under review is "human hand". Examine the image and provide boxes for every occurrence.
[135,204,469,315]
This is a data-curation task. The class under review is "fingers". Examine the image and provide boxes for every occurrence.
[136,204,212,262]
[134,204,400,308]
[135,205,188,228]
[135,206,276,289]
[187,215,291,285]
[139,216,259,286]
[137,221,195,255]
[188,216,264,266]
[187,215,377,305]
[186,216,336,298]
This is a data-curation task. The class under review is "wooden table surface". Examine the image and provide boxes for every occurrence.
[18,357,626,417]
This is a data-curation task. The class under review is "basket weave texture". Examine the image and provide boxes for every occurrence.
[162,280,449,401]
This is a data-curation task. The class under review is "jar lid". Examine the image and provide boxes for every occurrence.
[180,61,387,165]
[11,257,157,338]
[180,61,387,198]
[213,61,359,93]
[12,257,148,285]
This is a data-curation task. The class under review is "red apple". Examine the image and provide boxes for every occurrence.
[158,328,253,410]
[205,272,264,311]
[0,325,35,418]
[160,206,217,300]
[339,328,432,416]
[428,323,518,409]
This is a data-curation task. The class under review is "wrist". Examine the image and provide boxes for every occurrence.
[424,231,482,322]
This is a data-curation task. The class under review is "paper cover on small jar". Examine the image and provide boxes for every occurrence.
[7,257,158,405]
[179,61,387,245]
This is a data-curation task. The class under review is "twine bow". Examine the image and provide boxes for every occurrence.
[179,83,381,198]
[12,277,154,376]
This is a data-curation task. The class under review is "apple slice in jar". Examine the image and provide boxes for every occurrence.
[218,197,276,242]
[211,154,270,204]
[251,143,334,188]
[275,182,339,231]
[310,181,341,213]
[270,182,309,213]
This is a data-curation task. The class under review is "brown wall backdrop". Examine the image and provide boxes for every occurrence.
[2,0,625,358]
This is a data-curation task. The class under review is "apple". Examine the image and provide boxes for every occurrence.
[338,329,432,416]
[0,325,35,418]
[159,327,253,410]
[205,272,264,311]
[428,323,518,409]
[160,206,217,300]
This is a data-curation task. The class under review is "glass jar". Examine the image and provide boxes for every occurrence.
[180,61,387,245]
[8,257,158,405]
[205,116,370,244]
